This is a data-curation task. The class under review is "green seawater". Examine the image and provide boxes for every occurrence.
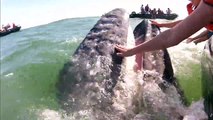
[169,44,205,105]
[0,40,80,120]
[0,17,98,120]
[176,62,202,105]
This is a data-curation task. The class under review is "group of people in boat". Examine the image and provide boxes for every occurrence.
[0,23,19,32]
[140,4,172,18]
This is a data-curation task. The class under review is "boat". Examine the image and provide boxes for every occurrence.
[129,11,178,20]
[0,26,21,37]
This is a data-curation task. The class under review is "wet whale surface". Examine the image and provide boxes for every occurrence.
[56,8,208,120]
[57,8,136,119]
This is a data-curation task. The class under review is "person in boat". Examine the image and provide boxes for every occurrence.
[145,4,150,14]
[166,8,172,15]
[0,25,5,32]
[140,4,145,14]
[115,0,213,119]
[12,23,17,29]
[151,0,213,44]
[157,8,164,15]
[2,24,11,31]
[151,8,157,18]
[0,26,5,32]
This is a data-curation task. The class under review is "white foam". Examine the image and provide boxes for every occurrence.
[4,72,14,77]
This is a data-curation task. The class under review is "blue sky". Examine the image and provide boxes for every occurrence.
[1,0,189,28]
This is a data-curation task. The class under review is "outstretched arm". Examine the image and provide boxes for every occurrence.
[116,1,213,57]
[186,29,209,44]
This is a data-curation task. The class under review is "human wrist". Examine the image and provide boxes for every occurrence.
[128,47,137,56]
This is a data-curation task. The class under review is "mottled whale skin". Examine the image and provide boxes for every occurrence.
[59,8,129,93]
[57,8,138,119]
[57,9,193,120]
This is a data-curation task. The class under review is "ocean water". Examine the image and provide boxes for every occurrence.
[0,17,206,120]
[0,17,100,120]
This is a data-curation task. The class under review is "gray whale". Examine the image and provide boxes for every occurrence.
[56,8,207,120]
[57,8,138,119]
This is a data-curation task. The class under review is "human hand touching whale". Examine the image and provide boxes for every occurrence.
[115,45,135,57]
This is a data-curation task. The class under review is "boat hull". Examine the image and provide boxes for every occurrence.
[129,13,178,20]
